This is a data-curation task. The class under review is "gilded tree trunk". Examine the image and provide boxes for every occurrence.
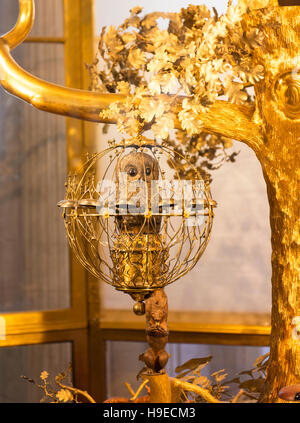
[251,5,300,399]
[260,161,300,402]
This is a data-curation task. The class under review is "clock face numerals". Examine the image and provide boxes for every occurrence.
[274,70,300,120]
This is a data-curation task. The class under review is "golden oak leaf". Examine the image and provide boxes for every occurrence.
[212,20,227,38]
[117,114,141,137]
[193,375,211,389]
[40,371,49,381]
[104,26,124,55]
[130,6,143,15]
[56,389,74,403]
[245,28,264,48]
[139,98,165,122]
[160,73,179,94]
[207,73,222,92]
[222,5,242,26]
[196,5,211,19]
[211,369,228,383]
[182,98,192,110]
[183,64,197,87]
[147,51,170,73]
[122,32,137,45]
[212,59,227,73]
[122,15,141,29]
[109,102,121,115]
[128,48,146,69]
[178,109,203,136]
[224,81,248,104]
[133,85,148,101]
[141,13,159,29]
[148,76,161,95]
[117,81,131,95]
[247,64,264,84]
[152,114,174,139]
[186,41,196,58]
[151,29,171,49]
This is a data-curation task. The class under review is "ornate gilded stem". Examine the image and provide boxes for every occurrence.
[138,289,171,403]
[139,289,170,374]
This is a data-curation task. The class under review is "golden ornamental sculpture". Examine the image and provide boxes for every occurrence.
[58,137,215,314]
[0,0,299,403]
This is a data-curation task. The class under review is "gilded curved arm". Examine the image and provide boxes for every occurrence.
[0,38,126,121]
[0,0,262,151]
[0,0,126,122]
[2,0,34,49]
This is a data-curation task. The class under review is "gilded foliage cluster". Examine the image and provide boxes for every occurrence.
[175,352,269,402]
[87,1,267,178]
[22,353,269,403]
[21,364,95,403]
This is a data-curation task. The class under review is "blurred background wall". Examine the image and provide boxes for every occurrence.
[0,0,71,402]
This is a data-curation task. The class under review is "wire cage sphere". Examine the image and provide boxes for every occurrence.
[58,138,216,313]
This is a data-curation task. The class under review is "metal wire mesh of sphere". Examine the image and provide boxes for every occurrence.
[58,139,216,303]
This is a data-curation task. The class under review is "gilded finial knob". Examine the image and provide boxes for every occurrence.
[133,301,145,315]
